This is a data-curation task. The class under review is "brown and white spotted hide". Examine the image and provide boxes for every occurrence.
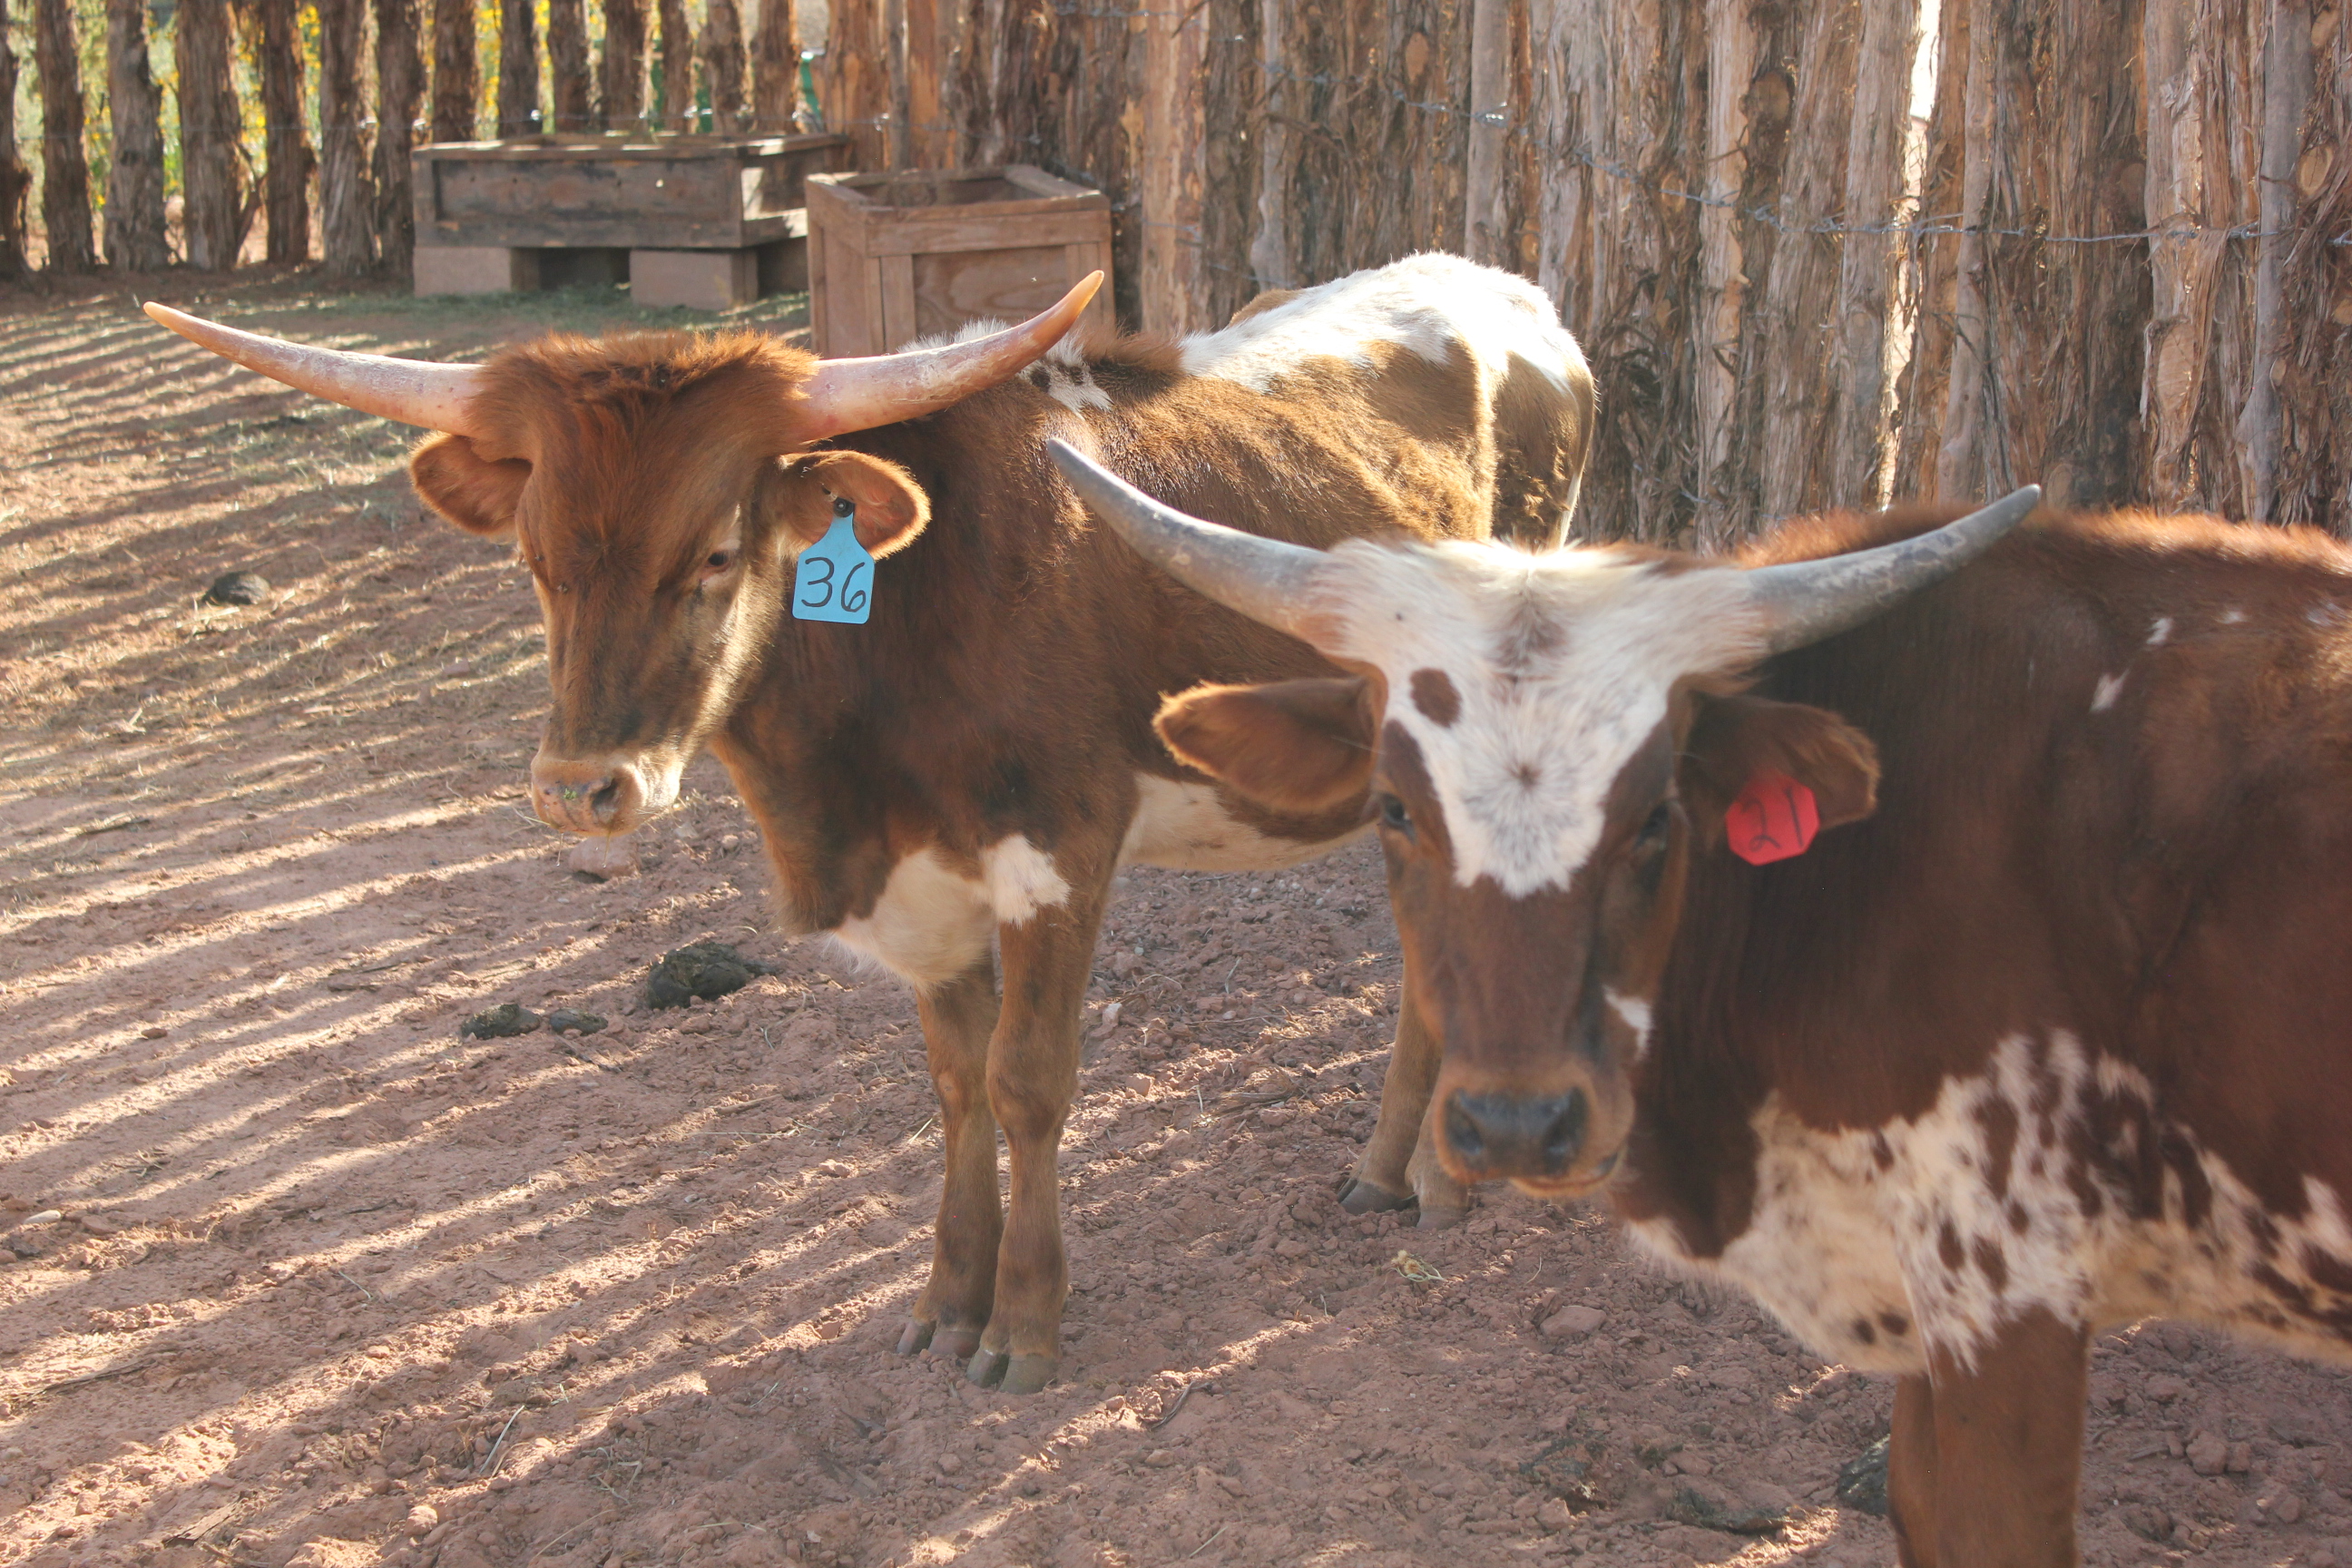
[279,253,1598,1395]
[1161,503,2352,1563]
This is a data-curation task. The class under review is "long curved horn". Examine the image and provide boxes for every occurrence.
[1748,485,2042,653]
[1045,438,1329,641]
[143,301,493,438]
[800,272,1104,439]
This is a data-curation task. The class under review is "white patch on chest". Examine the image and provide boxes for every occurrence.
[1625,1030,2352,1375]
[980,836,1071,923]
[1118,775,1359,873]
[1178,253,1584,398]
[828,836,1071,989]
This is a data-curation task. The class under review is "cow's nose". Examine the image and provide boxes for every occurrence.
[1442,1087,1587,1179]
[531,757,645,834]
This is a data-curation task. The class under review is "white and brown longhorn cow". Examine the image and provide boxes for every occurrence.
[1059,443,2352,1564]
[147,254,1595,1393]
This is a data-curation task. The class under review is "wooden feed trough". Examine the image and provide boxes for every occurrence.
[410,133,854,310]
[806,166,1114,356]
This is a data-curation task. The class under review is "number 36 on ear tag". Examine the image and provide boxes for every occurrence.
[793,499,875,625]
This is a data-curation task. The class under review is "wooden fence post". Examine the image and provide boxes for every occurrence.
[1532,0,1702,544]
[178,0,245,270]
[601,0,650,131]
[1248,0,1291,290]
[318,0,377,275]
[659,0,696,131]
[0,0,24,281]
[430,0,479,141]
[2239,0,2315,520]
[497,0,541,136]
[374,0,423,273]
[256,0,314,265]
[33,0,94,271]
[2277,0,2351,529]
[1752,0,1863,522]
[822,0,893,169]
[1141,0,1205,333]
[549,0,595,132]
[751,0,804,132]
[1464,0,1510,266]
[1829,0,1925,509]
[103,0,169,271]
[1890,0,1967,505]
[1690,0,1755,541]
[701,0,752,134]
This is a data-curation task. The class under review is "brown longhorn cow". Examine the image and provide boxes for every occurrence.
[147,253,1596,1393]
[1058,445,2352,1565]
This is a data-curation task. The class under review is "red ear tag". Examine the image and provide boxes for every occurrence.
[1726,771,1819,866]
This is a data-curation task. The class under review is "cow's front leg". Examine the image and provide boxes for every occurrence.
[1887,1373,1939,1568]
[965,875,1108,1394]
[1891,1308,2088,1568]
[896,958,1002,1359]
[1338,964,1467,1226]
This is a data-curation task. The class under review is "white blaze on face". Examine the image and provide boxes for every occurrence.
[1178,253,1587,400]
[1311,540,1763,896]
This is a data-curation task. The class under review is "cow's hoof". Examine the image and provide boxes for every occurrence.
[1338,1177,1413,1215]
[1416,1204,1467,1230]
[895,1318,935,1356]
[965,1348,1010,1389]
[932,1325,983,1359]
[998,1354,1057,1396]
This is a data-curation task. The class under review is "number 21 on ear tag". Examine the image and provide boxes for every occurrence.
[1726,770,1819,867]
[793,498,875,625]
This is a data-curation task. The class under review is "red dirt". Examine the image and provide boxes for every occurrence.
[5,274,2350,1568]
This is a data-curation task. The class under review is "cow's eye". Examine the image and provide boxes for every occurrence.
[705,549,733,572]
[1377,793,1414,837]
[1635,799,1673,850]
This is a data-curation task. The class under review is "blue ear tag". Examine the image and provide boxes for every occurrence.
[792,498,875,625]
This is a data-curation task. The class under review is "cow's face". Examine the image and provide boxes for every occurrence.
[140,279,1102,839]
[403,345,931,835]
[1044,441,2029,1199]
[1155,545,1880,1196]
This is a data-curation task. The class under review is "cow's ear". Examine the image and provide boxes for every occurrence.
[410,433,532,539]
[1678,691,1880,844]
[1156,678,1377,814]
[774,451,931,559]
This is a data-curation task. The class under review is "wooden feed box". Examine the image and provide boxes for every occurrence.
[411,133,854,310]
[806,166,1113,356]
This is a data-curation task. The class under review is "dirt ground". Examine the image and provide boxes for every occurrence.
[5,273,2350,1568]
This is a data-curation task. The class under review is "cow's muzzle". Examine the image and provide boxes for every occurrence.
[531,753,650,835]
[1442,1087,1589,1183]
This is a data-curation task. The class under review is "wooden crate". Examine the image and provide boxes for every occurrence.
[410,132,852,308]
[806,166,1113,356]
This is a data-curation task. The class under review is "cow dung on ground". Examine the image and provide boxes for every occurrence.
[646,942,775,1009]
[544,1008,606,1035]
[1833,1436,1890,1516]
[201,570,270,606]
[460,1003,544,1039]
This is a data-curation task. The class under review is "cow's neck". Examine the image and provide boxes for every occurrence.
[714,434,1061,937]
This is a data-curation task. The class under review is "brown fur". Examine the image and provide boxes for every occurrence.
[392,290,1595,1391]
[1158,500,2352,1560]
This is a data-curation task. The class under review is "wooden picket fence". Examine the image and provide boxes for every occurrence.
[823,0,2352,543]
[9,0,2347,540]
